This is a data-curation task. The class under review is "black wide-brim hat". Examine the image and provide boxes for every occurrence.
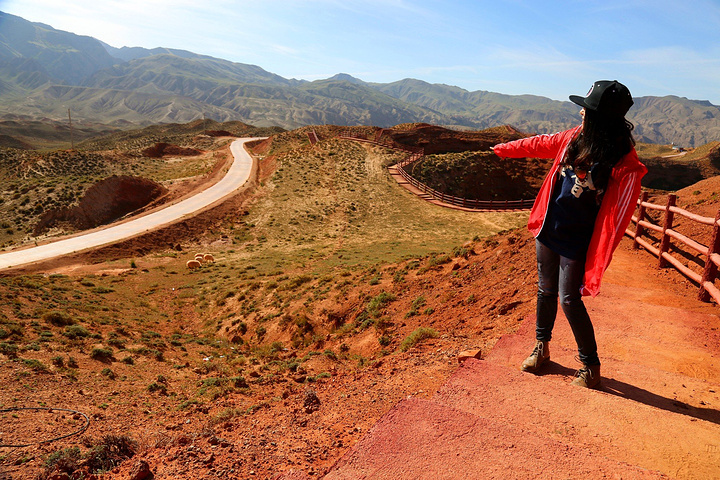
[570,80,633,117]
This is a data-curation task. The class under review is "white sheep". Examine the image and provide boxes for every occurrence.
[203,253,215,263]
[186,259,202,270]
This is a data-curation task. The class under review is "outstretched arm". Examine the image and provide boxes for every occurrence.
[492,127,580,160]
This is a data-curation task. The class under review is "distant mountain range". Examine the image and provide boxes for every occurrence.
[1,10,719,147]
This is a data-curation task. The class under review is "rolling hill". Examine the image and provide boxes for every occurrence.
[1,10,720,147]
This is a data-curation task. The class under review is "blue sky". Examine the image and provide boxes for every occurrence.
[3,0,720,104]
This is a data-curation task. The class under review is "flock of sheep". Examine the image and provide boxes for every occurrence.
[186,253,215,269]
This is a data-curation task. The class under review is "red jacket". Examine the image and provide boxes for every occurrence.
[493,126,647,296]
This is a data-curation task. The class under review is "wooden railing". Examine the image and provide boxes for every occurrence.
[307,129,319,145]
[625,191,720,304]
[340,130,424,159]
[339,130,534,211]
[339,130,718,304]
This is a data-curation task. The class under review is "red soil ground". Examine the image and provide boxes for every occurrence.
[2,128,720,480]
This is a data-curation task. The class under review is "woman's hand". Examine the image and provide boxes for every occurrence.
[490,145,503,159]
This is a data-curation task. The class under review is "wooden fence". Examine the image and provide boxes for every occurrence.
[340,130,719,304]
[306,130,319,145]
[338,130,534,211]
[625,191,720,304]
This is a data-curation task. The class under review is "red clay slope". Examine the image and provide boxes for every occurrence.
[276,243,720,480]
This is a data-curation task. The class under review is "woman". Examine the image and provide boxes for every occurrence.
[491,80,646,388]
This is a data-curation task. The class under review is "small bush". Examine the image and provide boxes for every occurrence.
[147,382,168,395]
[294,316,313,334]
[84,435,136,472]
[63,325,90,339]
[366,291,396,318]
[43,436,136,478]
[133,347,164,361]
[0,342,19,358]
[43,311,74,327]
[429,254,451,267]
[406,295,427,318]
[140,331,165,349]
[90,347,114,361]
[43,447,82,474]
[0,321,24,339]
[400,327,438,352]
[23,359,48,372]
[279,274,313,291]
[91,286,114,294]
[452,245,472,259]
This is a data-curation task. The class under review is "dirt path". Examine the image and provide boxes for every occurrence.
[277,242,720,479]
[0,138,263,270]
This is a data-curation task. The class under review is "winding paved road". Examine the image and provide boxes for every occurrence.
[0,137,264,270]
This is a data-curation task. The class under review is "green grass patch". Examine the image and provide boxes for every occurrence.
[400,327,439,352]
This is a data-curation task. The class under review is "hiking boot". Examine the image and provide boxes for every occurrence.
[521,340,550,373]
[572,364,601,389]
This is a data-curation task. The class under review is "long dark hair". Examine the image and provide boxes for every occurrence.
[563,109,636,176]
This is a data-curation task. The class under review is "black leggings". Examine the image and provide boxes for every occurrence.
[535,239,600,366]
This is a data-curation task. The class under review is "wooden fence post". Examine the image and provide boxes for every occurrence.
[658,194,677,268]
[699,209,720,302]
[633,191,648,250]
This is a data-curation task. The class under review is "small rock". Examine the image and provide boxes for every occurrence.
[303,389,321,413]
[457,349,482,363]
[47,471,70,480]
[128,459,152,480]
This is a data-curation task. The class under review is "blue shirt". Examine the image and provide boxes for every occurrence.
[537,164,603,260]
